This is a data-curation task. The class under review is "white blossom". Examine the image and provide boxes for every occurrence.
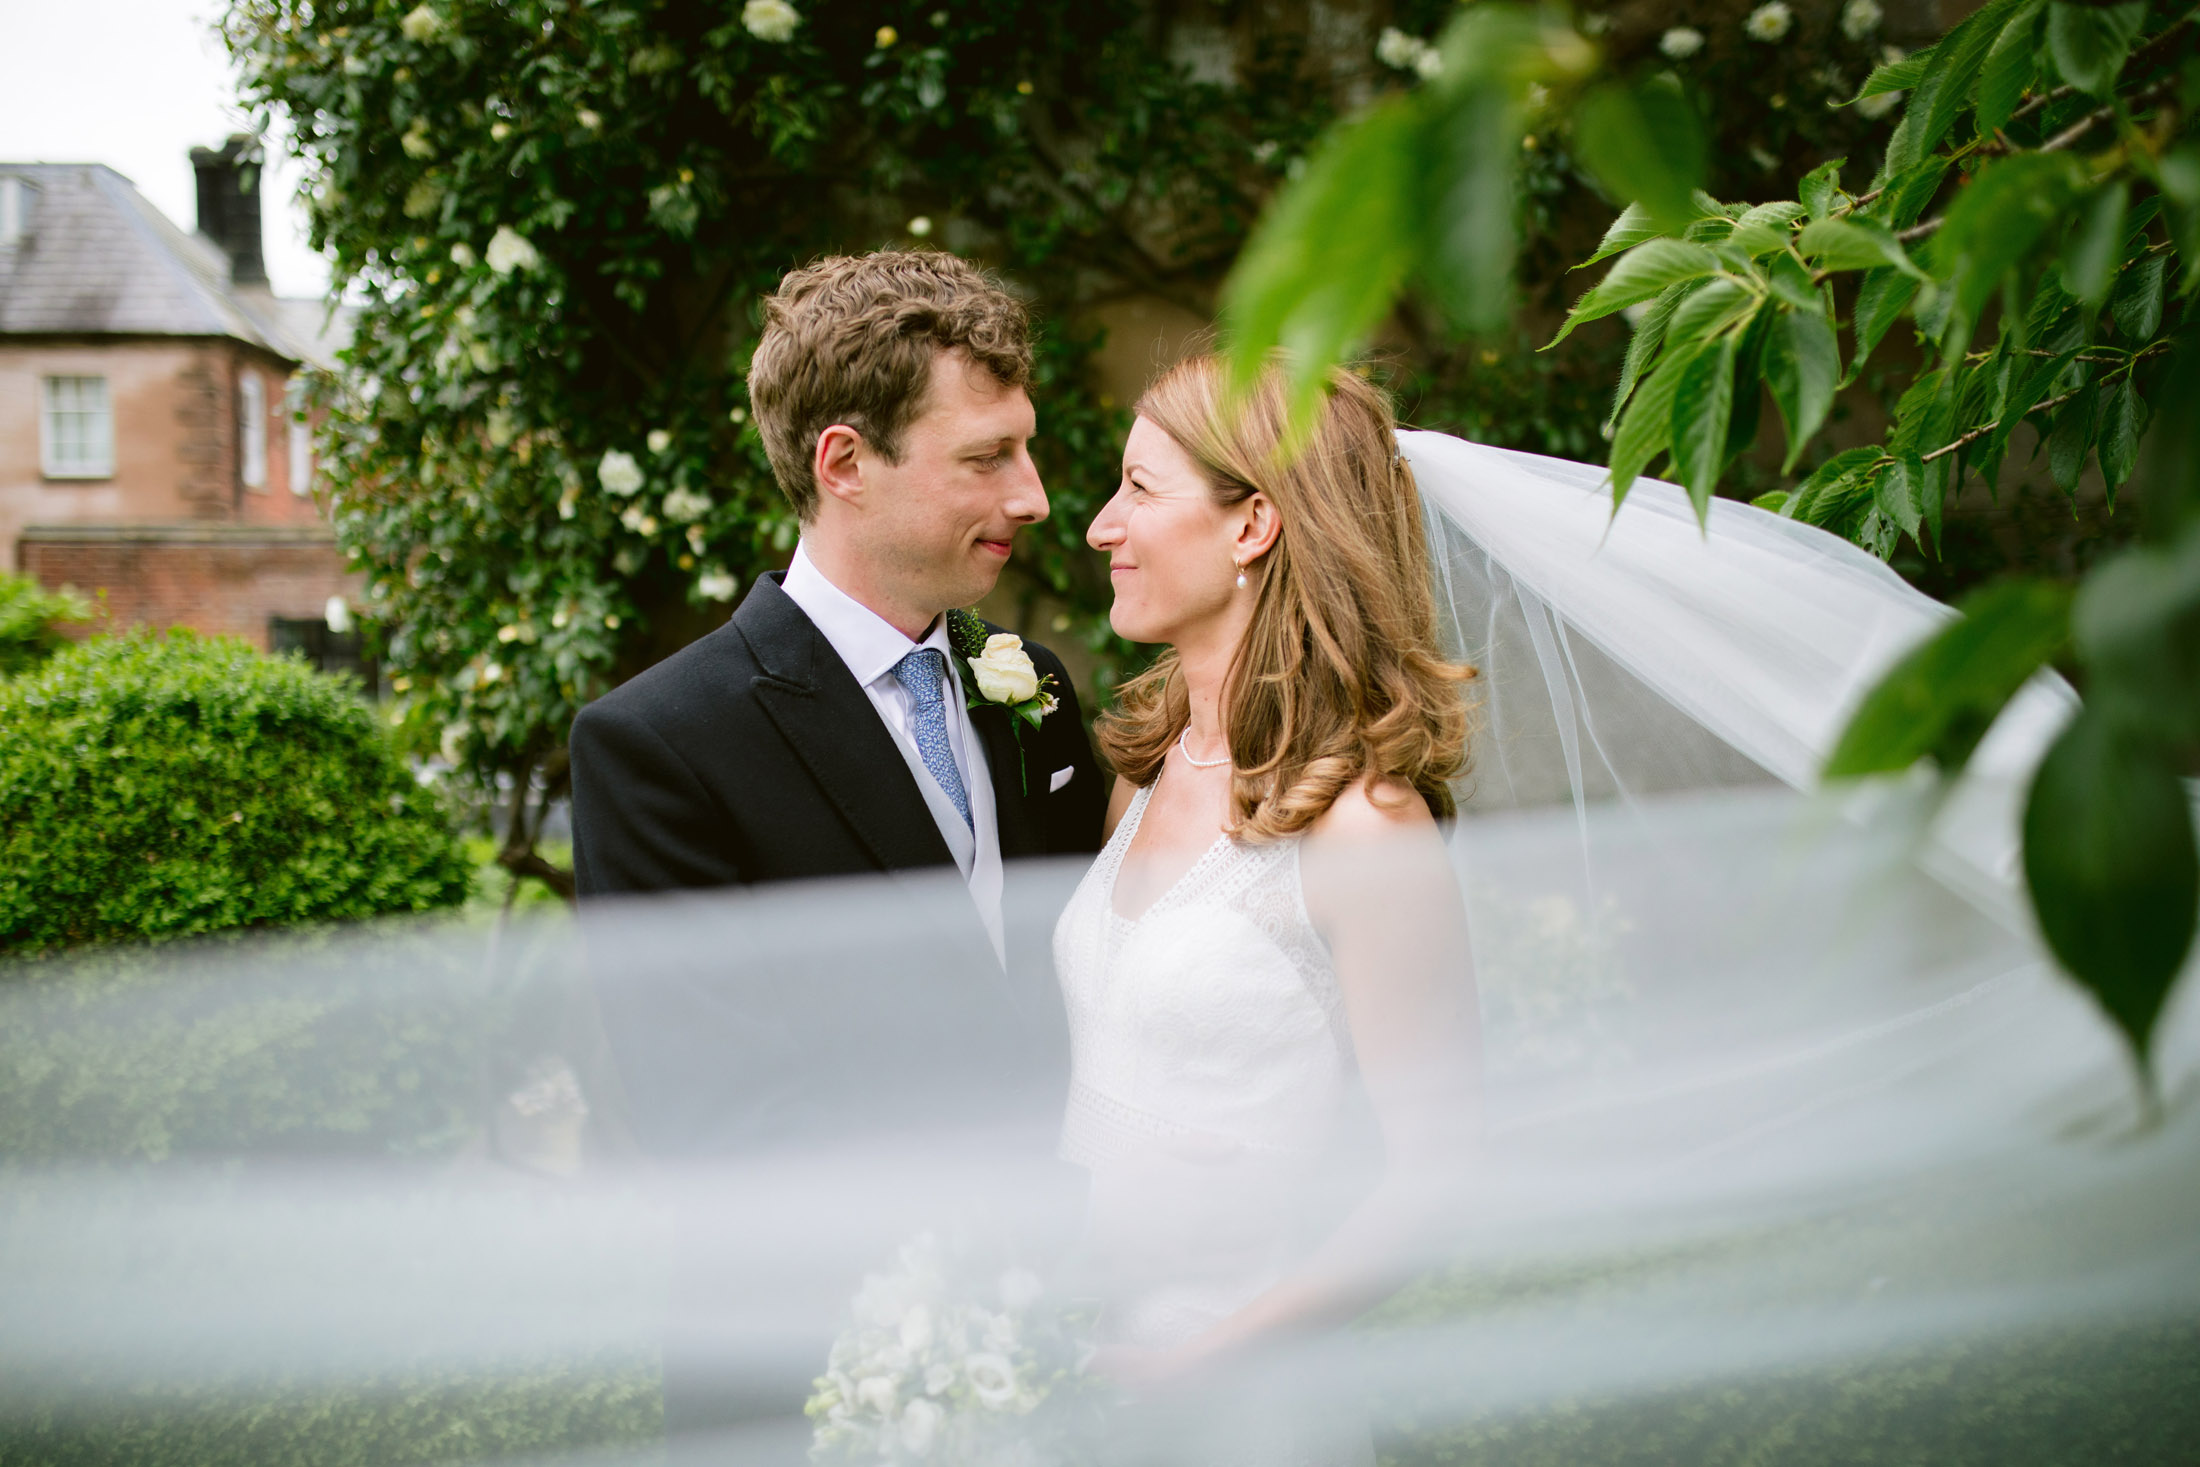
[647,428,672,454]
[597,449,644,496]
[449,241,477,268]
[577,108,603,131]
[964,1352,1020,1410]
[741,0,801,43]
[1745,3,1794,43]
[324,596,352,634]
[486,224,540,274]
[1660,27,1705,60]
[969,633,1040,704]
[899,1397,942,1456]
[400,5,444,43]
[906,215,933,238]
[1376,27,1438,76]
[1841,0,1883,41]
[661,487,713,522]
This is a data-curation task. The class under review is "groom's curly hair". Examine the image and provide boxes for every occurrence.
[748,251,1034,520]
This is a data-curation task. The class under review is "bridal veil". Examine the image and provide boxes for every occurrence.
[1,436,2194,1464]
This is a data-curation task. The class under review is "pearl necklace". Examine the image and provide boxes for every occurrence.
[1176,728,1231,768]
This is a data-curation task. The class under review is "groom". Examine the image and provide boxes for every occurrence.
[568,251,1107,960]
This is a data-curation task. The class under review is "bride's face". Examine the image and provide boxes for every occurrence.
[1088,416,1243,646]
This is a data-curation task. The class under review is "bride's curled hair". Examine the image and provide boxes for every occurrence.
[1098,355,1474,839]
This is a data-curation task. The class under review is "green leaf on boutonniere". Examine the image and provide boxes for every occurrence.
[946,607,990,661]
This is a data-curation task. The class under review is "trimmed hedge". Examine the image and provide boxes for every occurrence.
[0,632,471,955]
[0,571,89,678]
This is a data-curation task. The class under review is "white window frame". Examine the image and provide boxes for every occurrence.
[0,176,31,249]
[40,375,114,480]
[286,377,313,496]
[239,370,267,490]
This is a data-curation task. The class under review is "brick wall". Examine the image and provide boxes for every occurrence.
[19,527,359,650]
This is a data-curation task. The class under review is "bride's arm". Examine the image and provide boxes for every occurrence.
[1133,780,1480,1375]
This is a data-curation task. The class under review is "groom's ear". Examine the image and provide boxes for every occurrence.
[814,424,867,510]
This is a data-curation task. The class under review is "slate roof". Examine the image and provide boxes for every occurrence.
[0,162,348,368]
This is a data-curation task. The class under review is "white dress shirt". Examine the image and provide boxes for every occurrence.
[780,541,1004,963]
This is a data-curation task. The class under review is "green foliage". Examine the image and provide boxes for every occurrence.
[0,633,471,956]
[0,571,90,678]
[225,0,1353,890]
[1220,1,2200,1088]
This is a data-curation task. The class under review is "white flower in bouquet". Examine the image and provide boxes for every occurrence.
[597,449,644,496]
[1841,0,1882,40]
[743,0,802,43]
[899,1397,943,1456]
[486,224,540,274]
[1745,3,1793,43]
[1659,26,1705,60]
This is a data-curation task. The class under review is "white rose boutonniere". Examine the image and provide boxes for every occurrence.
[946,610,1059,791]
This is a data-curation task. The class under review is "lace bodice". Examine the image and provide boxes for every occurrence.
[1053,781,1353,1170]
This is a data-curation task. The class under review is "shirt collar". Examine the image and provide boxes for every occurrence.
[783,540,954,688]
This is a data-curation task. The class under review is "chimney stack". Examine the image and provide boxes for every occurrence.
[189,135,267,287]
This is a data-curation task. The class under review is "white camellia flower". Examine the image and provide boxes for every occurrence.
[577,108,603,131]
[969,633,1040,705]
[1841,0,1883,40]
[906,215,933,238]
[400,5,443,43]
[1660,26,1706,60]
[661,487,712,522]
[597,449,644,496]
[449,241,477,268]
[1746,2,1794,42]
[647,428,672,454]
[324,595,352,634]
[742,0,802,43]
[699,567,739,602]
[486,224,540,275]
[1376,27,1438,76]
[964,1352,1020,1411]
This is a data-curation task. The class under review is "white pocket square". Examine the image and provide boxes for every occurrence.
[1049,766,1075,793]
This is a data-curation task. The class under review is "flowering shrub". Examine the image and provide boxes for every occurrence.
[0,632,470,955]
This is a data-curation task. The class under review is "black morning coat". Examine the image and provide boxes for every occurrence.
[564,570,1110,1158]
[568,569,1108,898]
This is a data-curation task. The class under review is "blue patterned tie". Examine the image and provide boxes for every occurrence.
[891,647,973,831]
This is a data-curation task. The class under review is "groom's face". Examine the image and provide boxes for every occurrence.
[855,350,1047,616]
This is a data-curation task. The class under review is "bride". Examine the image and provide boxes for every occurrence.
[1055,353,1484,1393]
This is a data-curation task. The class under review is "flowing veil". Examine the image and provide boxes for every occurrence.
[2,436,2196,1465]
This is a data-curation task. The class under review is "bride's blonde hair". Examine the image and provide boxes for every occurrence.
[1096,355,1474,840]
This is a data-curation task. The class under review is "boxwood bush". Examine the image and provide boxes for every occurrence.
[0,570,90,678]
[0,632,471,955]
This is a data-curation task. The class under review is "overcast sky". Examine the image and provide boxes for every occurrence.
[0,0,330,298]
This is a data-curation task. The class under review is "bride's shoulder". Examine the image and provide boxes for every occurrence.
[1305,776,1435,847]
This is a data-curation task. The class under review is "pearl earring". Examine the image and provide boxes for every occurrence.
[1235,562,1248,590]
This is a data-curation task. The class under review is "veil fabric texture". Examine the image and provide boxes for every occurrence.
[1,437,2194,1467]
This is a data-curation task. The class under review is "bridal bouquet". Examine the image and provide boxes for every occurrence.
[806,1233,1096,1464]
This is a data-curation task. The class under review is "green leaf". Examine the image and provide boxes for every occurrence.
[1572,75,1709,238]
[1605,279,1699,433]
[2045,0,2147,99]
[2112,254,2166,341]
[2023,707,2198,1076]
[2098,374,2144,495]
[1670,330,1741,517]
[1753,490,1793,513]
[1763,306,1841,471]
[1547,239,1720,348]
[1911,0,2034,162]
[1422,81,1528,335]
[2074,527,2200,745]
[1609,338,1698,505]
[1930,151,2088,338]
[1881,156,1953,231]
[1221,95,1426,419]
[2051,379,2099,495]
[1580,203,1659,269]
[1849,268,1921,380]
[1825,576,2073,778]
[1873,451,1931,547]
[1975,0,2045,141]
[1799,218,1926,278]
[1799,160,1845,223]
[2062,181,2129,308]
[1852,45,1935,101]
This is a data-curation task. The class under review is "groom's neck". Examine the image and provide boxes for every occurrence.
[798,534,941,643]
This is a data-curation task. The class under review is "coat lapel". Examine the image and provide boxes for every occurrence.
[735,574,956,873]
[972,701,1043,860]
